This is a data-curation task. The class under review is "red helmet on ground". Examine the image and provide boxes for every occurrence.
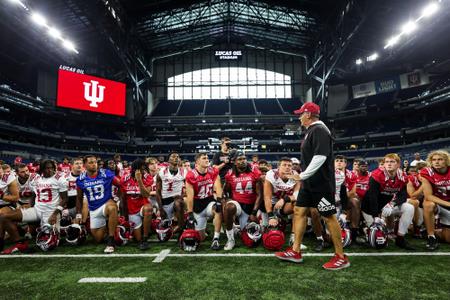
[179,229,201,252]
[241,222,262,248]
[263,228,285,251]
[156,219,173,242]
[151,218,161,232]
[368,223,388,249]
[36,224,60,252]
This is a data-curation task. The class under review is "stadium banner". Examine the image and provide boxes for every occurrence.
[352,82,376,99]
[375,76,401,94]
[400,70,429,89]
[56,69,126,116]
[214,50,243,61]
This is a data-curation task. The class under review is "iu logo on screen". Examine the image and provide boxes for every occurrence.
[83,80,105,108]
[56,69,126,116]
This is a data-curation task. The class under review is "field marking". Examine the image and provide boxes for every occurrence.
[152,249,171,263]
[1,252,450,258]
[78,277,147,283]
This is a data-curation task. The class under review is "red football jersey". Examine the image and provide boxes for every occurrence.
[120,173,153,215]
[420,167,450,202]
[345,169,357,190]
[408,174,421,190]
[58,163,71,175]
[186,167,219,200]
[225,167,261,205]
[355,172,371,199]
[371,167,408,197]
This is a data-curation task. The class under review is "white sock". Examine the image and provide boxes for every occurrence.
[317,236,323,241]
[214,232,220,240]
[226,229,234,241]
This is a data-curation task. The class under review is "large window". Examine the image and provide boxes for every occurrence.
[167,67,291,100]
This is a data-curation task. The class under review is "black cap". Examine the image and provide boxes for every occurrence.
[358,160,368,166]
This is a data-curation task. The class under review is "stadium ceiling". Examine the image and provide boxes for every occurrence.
[121,0,344,55]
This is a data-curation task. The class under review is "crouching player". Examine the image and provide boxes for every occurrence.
[223,151,262,250]
[75,155,120,254]
[0,160,67,253]
[420,150,450,250]
[120,159,153,250]
[361,153,415,250]
[185,153,223,250]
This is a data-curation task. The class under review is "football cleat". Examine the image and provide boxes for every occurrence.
[224,239,235,251]
[210,238,220,250]
[275,247,303,263]
[426,236,439,251]
[322,254,350,271]
[104,245,115,254]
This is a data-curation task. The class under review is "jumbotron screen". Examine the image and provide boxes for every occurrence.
[56,69,126,116]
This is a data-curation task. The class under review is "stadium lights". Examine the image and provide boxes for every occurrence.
[401,21,417,35]
[366,53,378,62]
[62,39,78,54]
[355,58,363,65]
[229,119,233,123]
[202,119,206,123]
[31,12,47,26]
[421,3,439,18]
[384,35,401,49]
[7,0,26,9]
[48,27,62,39]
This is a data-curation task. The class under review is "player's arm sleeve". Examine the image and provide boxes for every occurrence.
[393,186,407,206]
[299,155,327,181]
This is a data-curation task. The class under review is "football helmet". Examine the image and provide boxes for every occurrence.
[368,222,388,249]
[115,217,132,246]
[36,224,60,252]
[262,227,285,251]
[241,222,262,248]
[59,215,72,237]
[156,219,173,242]
[338,219,352,248]
[179,229,201,252]
[151,218,161,233]
[66,224,87,246]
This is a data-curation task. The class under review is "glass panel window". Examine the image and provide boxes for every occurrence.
[167,67,291,100]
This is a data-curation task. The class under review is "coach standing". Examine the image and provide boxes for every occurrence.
[275,102,350,270]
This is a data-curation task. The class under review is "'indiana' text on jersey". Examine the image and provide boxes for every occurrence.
[225,168,261,205]
[76,169,115,211]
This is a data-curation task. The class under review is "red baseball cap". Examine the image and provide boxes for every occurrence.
[294,102,320,115]
[14,156,22,164]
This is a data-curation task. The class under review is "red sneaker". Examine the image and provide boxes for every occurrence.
[322,253,350,270]
[275,247,303,263]
[1,241,29,255]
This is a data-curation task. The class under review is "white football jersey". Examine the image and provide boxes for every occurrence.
[32,173,68,214]
[18,174,35,204]
[265,169,297,204]
[335,169,345,202]
[65,172,79,197]
[0,173,16,206]
[158,167,187,199]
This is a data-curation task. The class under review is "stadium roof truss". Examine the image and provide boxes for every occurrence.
[131,0,322,54]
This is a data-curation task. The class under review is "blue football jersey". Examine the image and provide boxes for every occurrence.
[76,168,115,211]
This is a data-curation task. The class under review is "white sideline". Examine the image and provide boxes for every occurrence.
[152,249,171,263]
[78,277,147,283]
[0,252,450,258]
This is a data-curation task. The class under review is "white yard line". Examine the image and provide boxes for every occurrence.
[78,277,147,283]
[152,249,171,263]
[0,252,450,258]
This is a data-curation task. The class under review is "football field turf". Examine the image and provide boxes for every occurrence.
[1,237,449,300]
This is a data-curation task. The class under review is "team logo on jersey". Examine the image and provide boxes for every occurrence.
[83,80,105,107]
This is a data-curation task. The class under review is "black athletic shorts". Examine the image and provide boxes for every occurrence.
[193,196,215,214]
[296,188,336,217]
